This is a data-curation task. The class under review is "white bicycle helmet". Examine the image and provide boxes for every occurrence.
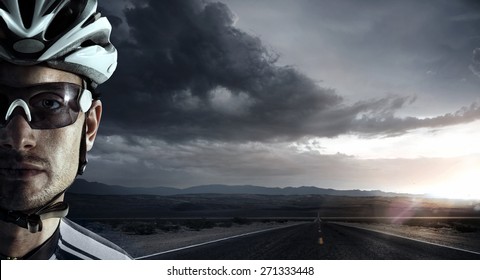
[0,0,117,86]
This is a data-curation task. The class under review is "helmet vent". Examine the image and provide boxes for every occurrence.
[0,2,8,13]
[0,17,7,39]
[44,7,76,40]
[44,0,87,40]
[81,12,100,28]
[43,0,64,16]
[80,39,95,47]
[18,0,35,29]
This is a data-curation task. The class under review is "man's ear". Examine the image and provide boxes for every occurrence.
[85,100,102,151]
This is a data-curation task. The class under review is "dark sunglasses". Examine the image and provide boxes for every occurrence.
[0,82,92,129]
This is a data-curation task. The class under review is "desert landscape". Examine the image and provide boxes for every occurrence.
[65,191,480,258]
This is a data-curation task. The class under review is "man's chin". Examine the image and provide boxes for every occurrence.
[0,180,53,211]
[0,196,45,212]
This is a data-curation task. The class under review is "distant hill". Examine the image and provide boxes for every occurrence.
[68,179,411,197]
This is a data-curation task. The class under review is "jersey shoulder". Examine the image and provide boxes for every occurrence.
[53,218,132,260]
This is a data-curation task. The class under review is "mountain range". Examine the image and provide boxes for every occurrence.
[68,179,413,197]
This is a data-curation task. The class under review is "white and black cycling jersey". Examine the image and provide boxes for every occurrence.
[3,218,132,260]
[51,218,132,260]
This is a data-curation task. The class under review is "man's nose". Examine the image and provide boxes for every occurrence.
[0,110,37,151]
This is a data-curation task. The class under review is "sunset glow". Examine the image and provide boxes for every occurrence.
[428,168,480,200]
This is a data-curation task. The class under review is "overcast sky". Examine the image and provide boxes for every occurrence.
[91,0,480,199]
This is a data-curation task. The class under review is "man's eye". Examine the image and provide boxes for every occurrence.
[30,93,65,111]
[41,99,61,109]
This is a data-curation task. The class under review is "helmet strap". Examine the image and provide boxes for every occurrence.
[77,114,88,176]
[0,191,69,233]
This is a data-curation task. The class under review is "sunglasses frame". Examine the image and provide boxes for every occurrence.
[1,82,92,129]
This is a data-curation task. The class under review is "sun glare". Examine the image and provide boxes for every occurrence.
[428,168,480,200]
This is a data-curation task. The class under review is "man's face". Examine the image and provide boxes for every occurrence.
[0,63,85,212]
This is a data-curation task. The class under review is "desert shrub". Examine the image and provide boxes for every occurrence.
[104,219,123,229]
[218,221,233,228]
[135,224,156,235]
[122,222,156,235]
[166,224,181,232]
[156,220,181,232]
[121,223,136,233]
[404,220,449,228]
[184,219,216,231]
[232,217,251,225]
[83,222,106,233]
[452,223,478,233]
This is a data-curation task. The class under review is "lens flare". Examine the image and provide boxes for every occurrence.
[428,168,480,200]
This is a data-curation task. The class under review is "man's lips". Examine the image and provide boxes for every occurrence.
[0,163,45,178]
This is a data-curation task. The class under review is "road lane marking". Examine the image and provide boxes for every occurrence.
[333,222,480,256]
[135,222,309,260]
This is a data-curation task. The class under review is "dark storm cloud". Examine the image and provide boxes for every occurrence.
[470,48,480,77]
[97,0,480,142]
[351,100,480,136]
[302,0,480,72]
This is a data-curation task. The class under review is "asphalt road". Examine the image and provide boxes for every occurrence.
[143,222,480,260]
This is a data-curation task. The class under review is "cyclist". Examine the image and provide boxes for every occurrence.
[0,0,131,259]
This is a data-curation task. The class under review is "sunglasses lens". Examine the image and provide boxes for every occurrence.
[0,83,86,129]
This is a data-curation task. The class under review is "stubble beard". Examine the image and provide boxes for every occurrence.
[0,153,75,212]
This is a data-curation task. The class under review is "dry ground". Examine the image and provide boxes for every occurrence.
[84,218,480,258]
[85,220,304,258]
[335,221,480,254]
